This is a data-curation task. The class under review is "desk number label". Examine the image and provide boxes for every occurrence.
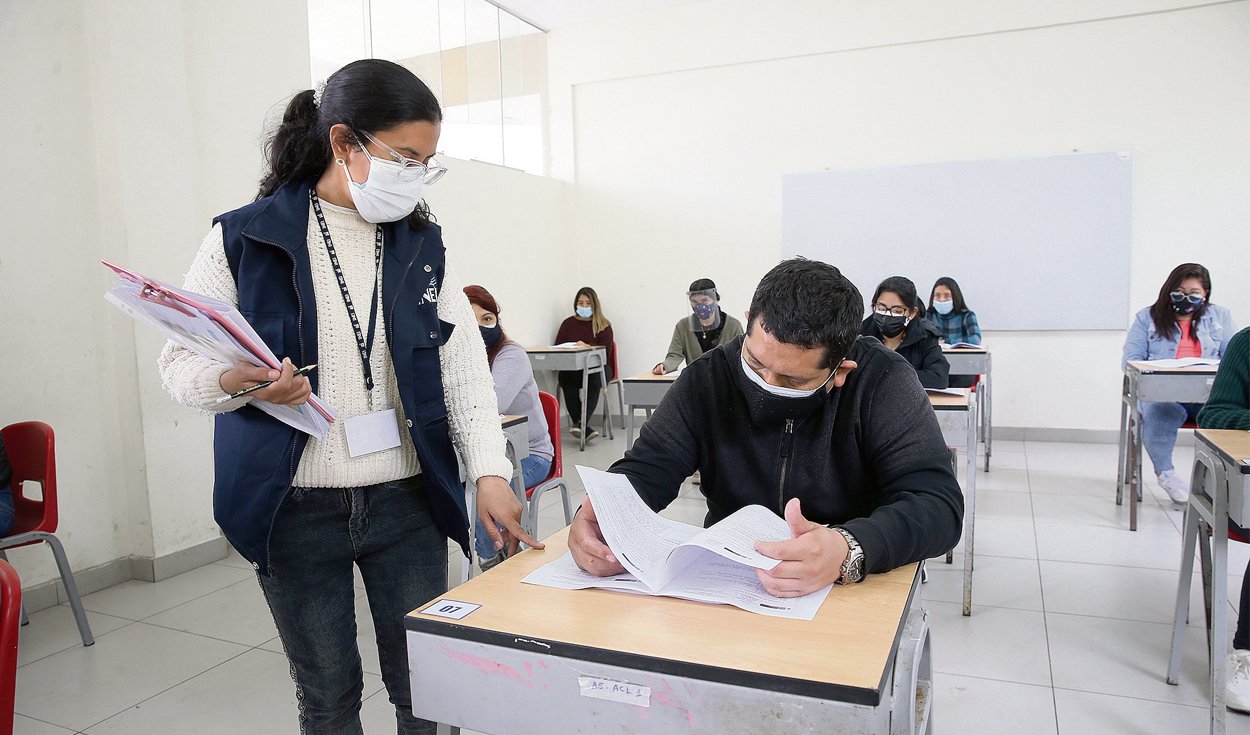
[420,599,481,620]
[577,676,651,707]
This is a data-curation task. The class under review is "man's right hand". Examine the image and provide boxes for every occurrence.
[651,363,666,375]
[219,357,311,406]
[569,496,626,576]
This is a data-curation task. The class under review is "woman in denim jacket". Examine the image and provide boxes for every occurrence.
[1121,263,1237,503]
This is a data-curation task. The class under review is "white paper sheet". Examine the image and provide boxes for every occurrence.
[1139,357,1221,369]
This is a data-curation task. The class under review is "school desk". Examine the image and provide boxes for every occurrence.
[929,389,979,616]
[527,346,610,451]
[942,345,993,471]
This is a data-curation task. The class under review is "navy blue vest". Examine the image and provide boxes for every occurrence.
[210,181,468,574]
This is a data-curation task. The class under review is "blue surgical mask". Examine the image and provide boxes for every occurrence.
[576,306,593,319]
[932,300,954,316]
[740,353,837,399]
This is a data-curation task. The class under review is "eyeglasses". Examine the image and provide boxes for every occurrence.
[357,130,447,185]
[872,303,911,317]
[1169,291,1204,305]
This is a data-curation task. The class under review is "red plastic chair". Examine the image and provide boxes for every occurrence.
[0,560,21,735]
[523,393,574,539]
[0,422,93,647]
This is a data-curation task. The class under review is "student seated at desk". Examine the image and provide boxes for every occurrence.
[860,276,950,389]
[555,287,615,442]
[1196,325,1250,713]
[651,278,745,375]
[926,277,981,389]
[926,277,982,346]
[465,285,555,568]
[569,258,964,594]
[1122,263,1237,504]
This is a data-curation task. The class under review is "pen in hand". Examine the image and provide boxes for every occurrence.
[216,363,316,404]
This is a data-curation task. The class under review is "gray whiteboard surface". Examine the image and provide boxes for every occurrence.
[782,152,1132,331]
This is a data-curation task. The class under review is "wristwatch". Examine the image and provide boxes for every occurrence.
[832,527,865,584]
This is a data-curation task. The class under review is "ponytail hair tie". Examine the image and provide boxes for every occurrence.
[311,82,325,108]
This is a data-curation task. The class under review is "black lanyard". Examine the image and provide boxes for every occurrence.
[310,189,382,392]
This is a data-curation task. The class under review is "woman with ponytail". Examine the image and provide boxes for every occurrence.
[158,59,539,734]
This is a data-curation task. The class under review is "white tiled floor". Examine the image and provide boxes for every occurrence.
[10,431,1250,734]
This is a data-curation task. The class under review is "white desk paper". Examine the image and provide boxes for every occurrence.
[522,466,832,620]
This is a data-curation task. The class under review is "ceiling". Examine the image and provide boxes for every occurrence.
[491,0,706,31]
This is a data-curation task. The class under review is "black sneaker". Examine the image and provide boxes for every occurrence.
[586,428,601,441]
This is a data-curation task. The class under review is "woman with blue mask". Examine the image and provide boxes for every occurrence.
[652,278,746,375]
[157,59,540,735]
[1122,263,1237,504]
[464,285,554,569]
[860,276,950,389]
[926,277,981,346]
[555,287,615,441]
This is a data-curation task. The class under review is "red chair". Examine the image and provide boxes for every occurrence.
[0,422,93,647]
[523,393,574,539]
[0,560,21,735]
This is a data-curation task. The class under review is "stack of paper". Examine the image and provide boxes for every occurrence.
[1139,357,1221,369]
[102,261,336,439]
[522,466,833,620]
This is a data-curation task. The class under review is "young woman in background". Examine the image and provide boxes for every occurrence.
[1122,263,1236,503]
[464,285,554,567]
[554,287,615,441]
[861,276,949,389]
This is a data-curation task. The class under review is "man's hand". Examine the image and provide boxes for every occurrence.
[651,363,666,375]
[754,498,849,597]
[476,476,544,557]
[569,496,626,576]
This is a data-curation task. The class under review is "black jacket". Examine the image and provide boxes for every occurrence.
[861,316,950,389]
[610,336,963,575]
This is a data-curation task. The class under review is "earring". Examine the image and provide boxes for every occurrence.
[336,158,345,166]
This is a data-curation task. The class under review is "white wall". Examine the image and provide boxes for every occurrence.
[547,0,1250,433]
[1,0,311,588]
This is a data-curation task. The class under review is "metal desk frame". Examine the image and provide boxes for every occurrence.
[943,348,992,472]
[622,373,677,449]
[931,390,979,616]
[1167,430,1250,735]
[527,347,610,451]
[1116,362,1217,531]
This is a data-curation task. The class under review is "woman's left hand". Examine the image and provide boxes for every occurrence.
[476,476,545,557]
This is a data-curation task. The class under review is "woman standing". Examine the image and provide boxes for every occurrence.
[464,284,554,567]
[158,59,539,735]
[651,278,745,374]
[554,287,614,441]
[861,276,950,389]
[1122,263,1236,504]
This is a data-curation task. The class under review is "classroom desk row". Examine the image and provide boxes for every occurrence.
[525,345,610,452]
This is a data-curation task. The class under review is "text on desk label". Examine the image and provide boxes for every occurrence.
[419,599,481,620]
[577,676,651,707]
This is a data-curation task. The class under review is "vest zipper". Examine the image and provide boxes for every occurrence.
[387,245,422,348]
[778,418,795,515]
[246,236,308,574]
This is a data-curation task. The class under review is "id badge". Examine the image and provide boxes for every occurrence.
[343,409,402,458]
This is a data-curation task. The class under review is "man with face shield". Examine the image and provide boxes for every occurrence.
[569,259,963,595]
[651,278,745,375]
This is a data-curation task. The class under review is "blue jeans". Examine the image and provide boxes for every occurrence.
[473,454,552,561]
[1140,402,1201,474]
[257,476,446,735]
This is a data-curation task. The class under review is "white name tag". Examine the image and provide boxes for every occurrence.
[420,599,481,620]
[577,676,651,707]
[344,409,402,458]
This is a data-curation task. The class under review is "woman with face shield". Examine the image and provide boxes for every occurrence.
[652,278,746,375]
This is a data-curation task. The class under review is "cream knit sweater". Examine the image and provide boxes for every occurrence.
[158,200,512,488]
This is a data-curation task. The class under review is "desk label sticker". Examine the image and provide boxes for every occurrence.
[577,676,651,707]
[420,599,481,620]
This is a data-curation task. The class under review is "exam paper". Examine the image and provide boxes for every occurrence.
[520,466,833,620]
[1139,357,1221,369]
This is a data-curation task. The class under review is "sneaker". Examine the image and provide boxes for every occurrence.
[1157,469,1190,505]
[1229,649,1250,714]
[570,425,582,438]
[586,428,601,442]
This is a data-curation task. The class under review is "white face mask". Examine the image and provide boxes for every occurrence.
[740,353,837,399]
[341,148,425,224]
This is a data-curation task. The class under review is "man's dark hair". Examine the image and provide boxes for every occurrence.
[747,258,863,368]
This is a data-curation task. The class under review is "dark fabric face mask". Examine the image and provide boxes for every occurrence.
[873,312,909,338]
[479,324,503,348]
[1170,291,1204,315]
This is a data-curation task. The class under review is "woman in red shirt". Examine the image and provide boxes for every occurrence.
[555,287,615,441]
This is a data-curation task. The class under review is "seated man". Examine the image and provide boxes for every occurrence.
[570,258,964,595]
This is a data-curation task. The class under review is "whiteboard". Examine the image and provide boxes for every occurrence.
[781,152,1133,331]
